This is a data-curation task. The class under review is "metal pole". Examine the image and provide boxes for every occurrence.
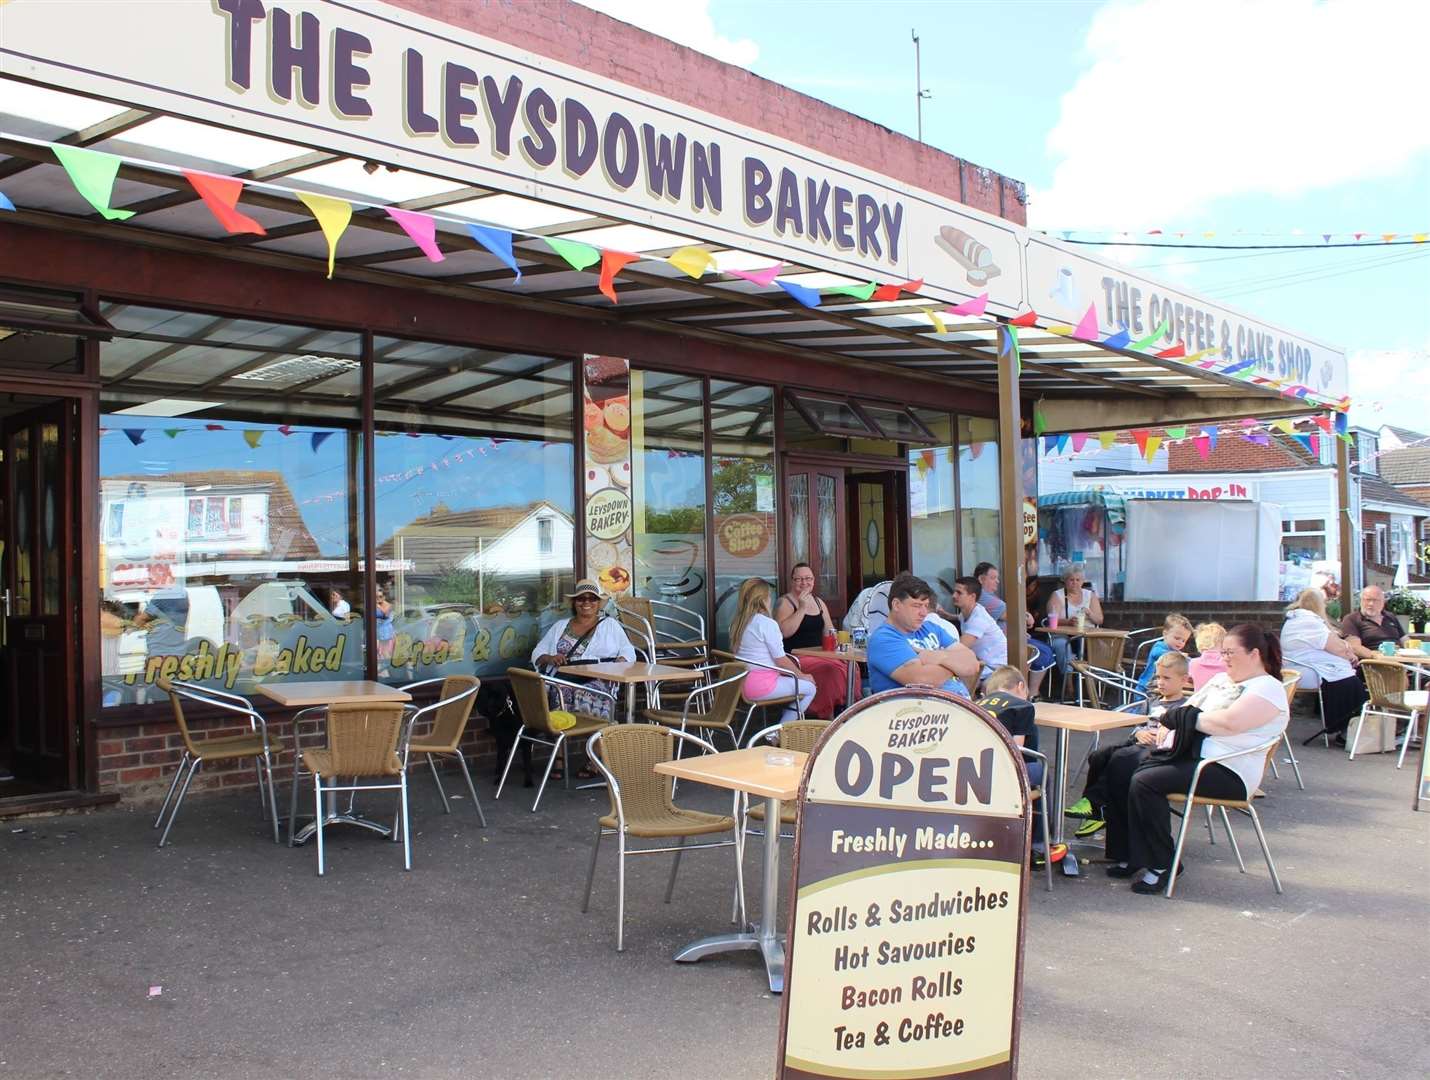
[1336,420,1354,610]
[912,30,930,143]
[997,329,1027,678]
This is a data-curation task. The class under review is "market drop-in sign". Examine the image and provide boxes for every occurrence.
[778,688,1031,1080]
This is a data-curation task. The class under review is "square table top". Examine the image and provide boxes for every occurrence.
[1035,701,1147,733]
[791,647,867,663]
[1387,691,1429,710]
[1391,650,1430,664]
[255,680,412,708]
[654,746,807,800]
[558,660,704,684]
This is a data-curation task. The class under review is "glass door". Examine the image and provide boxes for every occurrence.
[784,461,847,619]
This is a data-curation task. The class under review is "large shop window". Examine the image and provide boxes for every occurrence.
[98,306,364,707]
[631,371,707,641]
[372,338,574,685]
[958,416,1001,574]
[909,411,956,608]
[710,381,777,648]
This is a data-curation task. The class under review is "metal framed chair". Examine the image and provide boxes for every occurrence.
[1348,659,1413,761]
[396,675,486,828]
[711,648,807,736]
[153,677,281,848]
[497,667,615,811]
[1270,672,1306,790]
[616,595,708,664]
[642,662,748,752]
[1072,664,1149,713]
[1123,626,1163,680]
[1021,746,1056,894]
[303,701,410,876]
[740,719,830,835]
[581,724,743,952]
[1164,738,1284,898]
[1063,629,1129,702]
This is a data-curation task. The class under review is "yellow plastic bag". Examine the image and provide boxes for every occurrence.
[549,709,577,731]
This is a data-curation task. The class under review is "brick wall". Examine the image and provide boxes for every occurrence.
[1100,600,1287,635]
[388,0,1027,224]
[98,709,500,803]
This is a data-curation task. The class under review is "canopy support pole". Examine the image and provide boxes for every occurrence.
[997,330,1027,678]
[1337,423,1355,606]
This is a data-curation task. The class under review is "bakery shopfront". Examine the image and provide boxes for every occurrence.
[0,0,1347,808]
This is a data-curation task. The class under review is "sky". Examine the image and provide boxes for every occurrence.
[575,0,1430,435]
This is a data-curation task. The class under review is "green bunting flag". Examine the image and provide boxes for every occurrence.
[823,282,878,301]
[52,145,134,221]
[544,236,601,271]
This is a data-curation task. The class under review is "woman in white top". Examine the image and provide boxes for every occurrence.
[1113,622,1290,894]
[1044,564,1104,678]
[731,578,816,721]
[531,578,636,721]
[1279,587,1366,743]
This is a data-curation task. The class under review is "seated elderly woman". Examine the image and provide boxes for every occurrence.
[1044,564,1104,683]
[1280,587,1367,746]
[1106,623,1290,894]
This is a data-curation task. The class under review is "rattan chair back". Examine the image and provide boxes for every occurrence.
[1083,630,1129,672]
[507,667,562,736]
[424,675,480,750]
[1362,658,1408,707]
[703,662,747,727]
[1280,671,1302,703]
[777,719,829,754]
[323,702,405,776]
[590,723,678,824]
[156,677,202,757]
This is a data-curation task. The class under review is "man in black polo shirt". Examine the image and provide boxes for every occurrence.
[1341,585,1405,660]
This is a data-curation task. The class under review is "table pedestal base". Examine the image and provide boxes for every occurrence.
[290,789,392,845]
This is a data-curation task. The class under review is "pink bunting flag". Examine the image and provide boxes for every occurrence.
[1072,303,1099,340]
[1070,432,1088,452]
[945,292,989,317]
[726,263,784,287]
[1193,435,1211,461]
[385,206,445,262]
[183,171,266,235]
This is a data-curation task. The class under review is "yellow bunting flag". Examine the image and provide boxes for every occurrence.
[1413,233,1427,243]
[1098,431,1117,450]
[1143,435,1163,462]
[927,309,947,334]
[1271,419,1296,434]
[296,192,353,278]
[243,430,264,449]
[1047,324,1075,336]
[667,246,716,279]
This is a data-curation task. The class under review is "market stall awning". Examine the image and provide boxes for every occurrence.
[0,0,1348,429]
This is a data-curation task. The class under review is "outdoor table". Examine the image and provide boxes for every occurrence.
[790,646,867,708]
[557,660,702,724]
[654,746,806,994]
[1386,689,1429,770]
[257,679,412,845]
[1392,650,1430,690]
[1034,702,1146,874]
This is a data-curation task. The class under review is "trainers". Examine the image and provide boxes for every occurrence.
[1074,817,1106,839]
[1031,843,1068,869]
[1063,797,1094,819]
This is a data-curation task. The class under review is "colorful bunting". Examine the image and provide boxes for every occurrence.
[123,429,145,446]
[776,279,822,308]
[1101,327,1131,351]
[871,278,924,301]
[242,430,264,449]
[1334,412,1348,436]
[1130,319,1170,352]
[312,431,333,452]
[1046,324,1075,336]
[1097,432,1117,450]
[205,423,226,431]
[53,145,134,221]
[1055,433,1070,454]
[544,236,600,272]
[1033,409,1047,436]
[277,424,293,436]
[1312,414,1333,433]
[1043,434,1059,453]
[1142,435,1163,462]
[667,246,716,279]
[296,192,353,278]
[1193,435,1211,461]
[823,282,878,301]
[1009,310,1039,328]
[1070,432,1088,452]
[598,250,639,303]
[1271,419,1296,435]
[1130,429,1150,456]
[385,206,444,262]
[162,429,181,439]
[726,264,784,287]
[1072,304,1099,340]
[996,324,1020,375]
[1156,343,1186,359]
[946,292,989,317]
[1246,433,1271,446]
[1204,426,1220,450]
[466,224,522,282]
[183,171,265,235]
[927,310,947,335]
[1292,434,1313,454]
[0,191,16,213]
[1165,426,1187,439]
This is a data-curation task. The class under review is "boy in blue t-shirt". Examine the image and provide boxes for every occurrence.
[1135,614,1193,690]
[865,574,980,698]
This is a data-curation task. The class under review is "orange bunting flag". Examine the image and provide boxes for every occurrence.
[1312,414,1333,433]
[1381,233,1397,243]
[1156,343,1186,359]
[598,250,640,303]
[1009,310,1039,328]
[296,192,353,278]
[1143,435,1163,462]
[184,171,265,235]
[872,277,924,301]
[1130,428,1151,456]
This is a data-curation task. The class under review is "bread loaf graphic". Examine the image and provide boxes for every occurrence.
[935,226,1002,286]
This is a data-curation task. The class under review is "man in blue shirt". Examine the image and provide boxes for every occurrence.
[866,573,980,698]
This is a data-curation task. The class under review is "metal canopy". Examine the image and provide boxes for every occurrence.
[0,77,1322,428]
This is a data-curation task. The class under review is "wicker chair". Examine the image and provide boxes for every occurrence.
[1268,672,1306,790]
[581,724,743,952]
[642,663,748,751]
[397,675,485,829]
[742,719,829,833]
[498,667,615,812]
[1348,659,1413,761]
[153,678,281,848]
[302,701,410,876]
[1164,737,1284,898]
[616,595,707,664]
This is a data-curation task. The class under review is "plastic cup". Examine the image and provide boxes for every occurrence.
[1048,614,1060,629]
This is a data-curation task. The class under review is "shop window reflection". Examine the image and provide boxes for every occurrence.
[958,416,1001,575]
[909,410,955,608]
[710,380,777,648]
[372,338,574,684]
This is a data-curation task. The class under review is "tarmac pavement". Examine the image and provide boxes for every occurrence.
[1,712,1426,1079]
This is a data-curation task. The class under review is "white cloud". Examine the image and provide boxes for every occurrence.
[1029,0,1430,229]
[1349,344,1430,431]
[571,0,759,67]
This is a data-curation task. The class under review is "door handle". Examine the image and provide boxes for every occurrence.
[2,589,9,618]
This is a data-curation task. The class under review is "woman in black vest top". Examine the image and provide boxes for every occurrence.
[773,563,847,718]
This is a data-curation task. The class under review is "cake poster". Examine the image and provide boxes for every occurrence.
[582,355,634,596]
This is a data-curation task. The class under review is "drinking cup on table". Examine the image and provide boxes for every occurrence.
[836,630,851,651]
[1047,613,1060,630]
[822,629,838,652]
[1421,640,1430,655]
[1379,641,1398,656]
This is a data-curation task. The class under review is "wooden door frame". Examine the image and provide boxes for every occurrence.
[0,374,97,792]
